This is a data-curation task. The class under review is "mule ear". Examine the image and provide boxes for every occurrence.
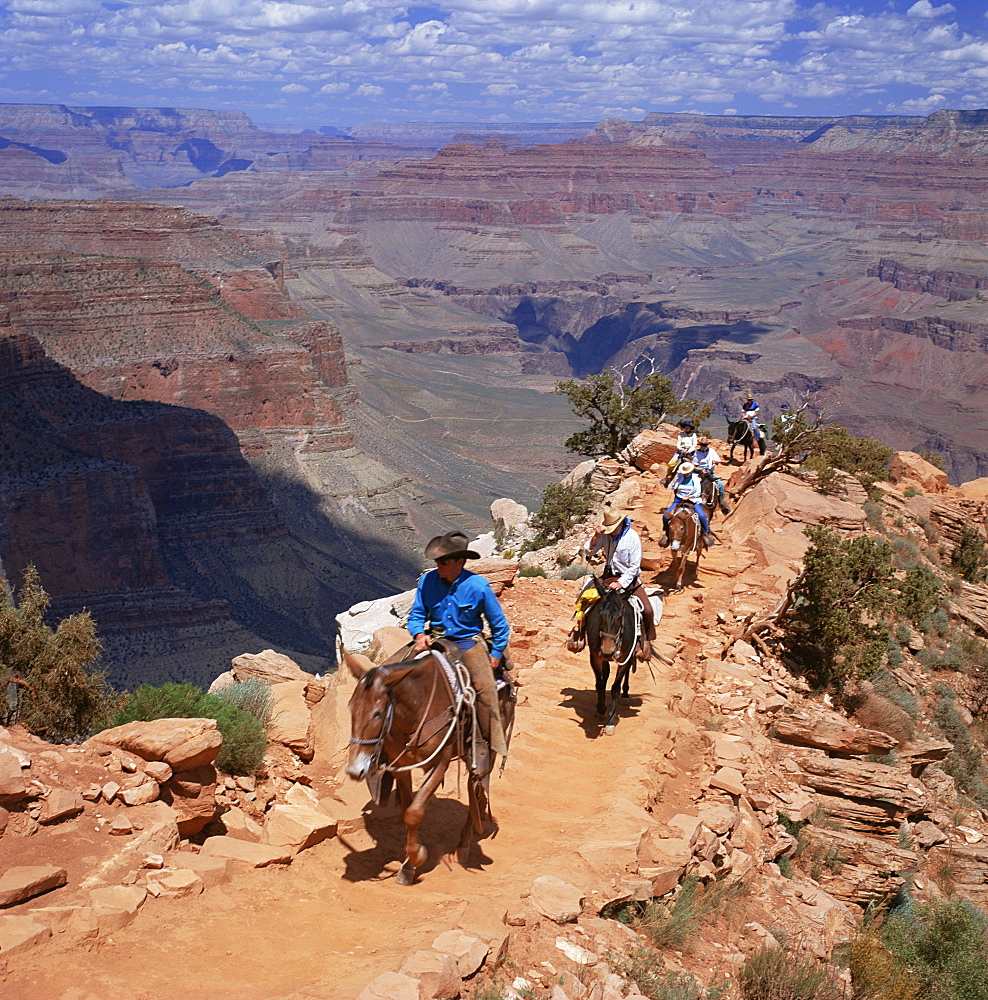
[339,641,374,680]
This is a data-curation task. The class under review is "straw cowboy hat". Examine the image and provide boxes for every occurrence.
[678,461,696,475]
[601,508,627,535]
[424,530,480,561]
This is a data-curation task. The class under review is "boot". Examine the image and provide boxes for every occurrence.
[566,626,586,653]
[636,636,653,662]
[703,533,716,547]
[658,535,670,548]
[719,500,731,515]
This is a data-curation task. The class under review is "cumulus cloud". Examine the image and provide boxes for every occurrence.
[0,0,986,124]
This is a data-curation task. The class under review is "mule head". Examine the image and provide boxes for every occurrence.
[344,655,424,780]
[595,588,630,658]
[668,508,690,552]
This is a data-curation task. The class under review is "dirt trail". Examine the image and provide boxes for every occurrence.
[11,493,747,1000]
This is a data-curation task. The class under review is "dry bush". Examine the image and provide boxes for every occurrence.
[738,943,847,1000]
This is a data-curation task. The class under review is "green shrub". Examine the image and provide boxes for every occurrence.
[804,424,893,483]
[530,482,595,543]
[617,947,725,1000]
[871,670,920,719]
[0,565,123,742]
[864,500,885,530]
[952,528,988,584]
[899,565,941,624]
[518,565,547,578]
[738,943,843,1000]
[110,681,268,775]
[933,693,988,809]
[213,677,274,728]
[919,449,946,470]
[631,876,747,953]
[881,896,988,1000]
[786,527,897,687]
[560,562,591,580]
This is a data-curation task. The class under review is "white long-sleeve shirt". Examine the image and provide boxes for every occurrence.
[672,471,703,503]
[583,521,642,588]
[692,446,721,471]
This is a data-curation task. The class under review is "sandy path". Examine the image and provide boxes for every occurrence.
[13,493,743,1000]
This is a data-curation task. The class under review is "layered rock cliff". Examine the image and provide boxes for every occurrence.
[0,319,418,689]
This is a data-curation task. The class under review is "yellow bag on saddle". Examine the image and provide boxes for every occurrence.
[573,584,601,625]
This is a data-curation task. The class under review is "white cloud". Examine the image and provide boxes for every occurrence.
[0,0,986,124]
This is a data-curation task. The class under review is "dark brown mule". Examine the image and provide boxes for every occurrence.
[584,581,639,735]
[343,641,511,885]
[727,419,765,463]
[667,506,705,592]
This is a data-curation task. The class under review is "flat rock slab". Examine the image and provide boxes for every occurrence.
[41,788,85,823]
[147,869,204,898]
[263,803,337,852]
[88,885,147,935]
[26,905,99,943]
[356,971,421,1000]
[530,875,584,923]
[200,836,293,867]
[88,718,221,770]
[0,865,68,908]
[0,914,52,956]
[0,749,28,804]
[162,851,234,888]
[398,950,461,1000]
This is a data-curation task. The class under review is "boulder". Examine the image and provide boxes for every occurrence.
[200,836,293,867]
[146,869,204,899]
[221,805,263,841]
[530,875,584,923]
[490,497,532,550]
[0,747,28,804]
[162,852,233,888]
[771,715,897,756]
[159,764,219,835]
[432,929,489,977]
[262,804,337,852]
[627,427,678,471]
[399,950,461,1000]
[88,718,222,770]
[267,681,315,761]
[958,477,988,500]
[356,972,422,1000]
[471,558,519,596]
[119,779,159,807]
[0,866,67,908]
[41,788,85,823]
[231,649,311,686]
[337,590,417,652]
[365,626,414,664]
[889,452,949,495]
[0,914,51,955]
[88,885,147,935]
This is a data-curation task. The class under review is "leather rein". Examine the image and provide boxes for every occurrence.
[348,651,468,774]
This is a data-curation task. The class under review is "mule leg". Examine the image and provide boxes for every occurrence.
[456,774,491,866]
[591,655,609,717]
[396,755,450,886]
[621,669,630,700]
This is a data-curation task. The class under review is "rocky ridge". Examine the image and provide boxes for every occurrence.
[3,431,988,998]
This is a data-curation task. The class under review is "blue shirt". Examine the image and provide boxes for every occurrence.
[407,568,511,659]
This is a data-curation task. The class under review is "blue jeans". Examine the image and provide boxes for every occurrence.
[663,500,709,534]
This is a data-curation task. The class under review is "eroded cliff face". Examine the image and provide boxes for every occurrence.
[0,319,418,689]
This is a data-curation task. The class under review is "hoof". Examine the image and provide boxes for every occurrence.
[604,724,616,736]
[410,845,428,869]
[396,864,416,886]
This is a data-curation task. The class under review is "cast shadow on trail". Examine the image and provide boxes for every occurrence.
[559,685,644,739]
[340,793,493,883]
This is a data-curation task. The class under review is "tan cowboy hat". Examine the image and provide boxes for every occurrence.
[745,393,754,400]
[697,437,710,446]
[601,508,626,534]
[678,461,696,474]
[424,530,480,560]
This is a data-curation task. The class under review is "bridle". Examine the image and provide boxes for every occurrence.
[348,653,467,774]
[593,585,639,667]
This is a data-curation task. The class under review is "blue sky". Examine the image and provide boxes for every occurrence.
[1,0,987,127]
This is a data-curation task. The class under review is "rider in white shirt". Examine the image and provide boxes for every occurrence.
[664,420,699,485]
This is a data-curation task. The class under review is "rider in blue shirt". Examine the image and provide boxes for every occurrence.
[408,531,509,759]
[659,461,715,548]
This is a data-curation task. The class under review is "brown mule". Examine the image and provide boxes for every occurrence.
[667,507,706,592]
[343,641,512,885]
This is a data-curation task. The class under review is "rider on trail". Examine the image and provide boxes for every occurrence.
[664,420,698,485]
[407,530,510,765]
[693,438,731,515]
[659,461,716,548]
[570,508,656,662]
[741,393,763,446]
